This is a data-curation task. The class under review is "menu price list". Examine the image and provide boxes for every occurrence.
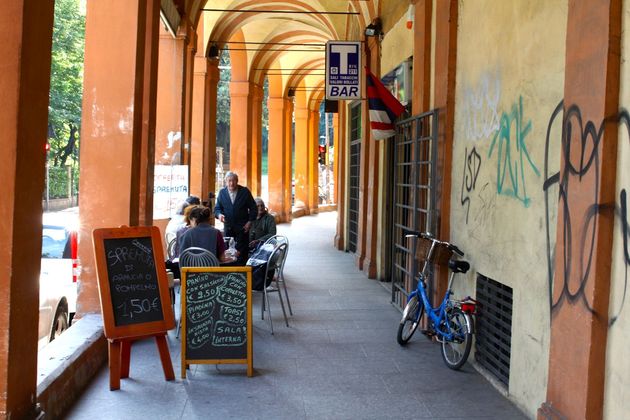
[185,272,247,360]
[104,237,164,326]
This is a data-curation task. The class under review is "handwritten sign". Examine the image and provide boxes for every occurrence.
[93,226,175,339]
[181,267,253,377]
[153,164,189,219]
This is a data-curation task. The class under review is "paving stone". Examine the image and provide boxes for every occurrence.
[64,212,526,420]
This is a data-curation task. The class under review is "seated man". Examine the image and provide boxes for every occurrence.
[248,197,277,251]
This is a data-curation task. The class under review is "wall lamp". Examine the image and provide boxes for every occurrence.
[208,43,220,58]
[364,18,382,37]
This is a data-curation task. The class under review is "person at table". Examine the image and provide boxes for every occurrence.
[214,171,257,265]
[164,195,201,242]
[179,206,234,263]
[248,197,277,251]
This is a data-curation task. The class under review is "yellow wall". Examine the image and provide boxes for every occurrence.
[380,9,413,77]
[450,1,567,416]
[605,3,630,418]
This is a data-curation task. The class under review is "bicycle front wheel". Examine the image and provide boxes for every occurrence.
[441,307,472,369]
[397,295,424,345]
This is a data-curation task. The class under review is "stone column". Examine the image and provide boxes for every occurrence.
[0,1,54,417]
[334,108,347,249]
[308,109,320,213]
[229,81,254,187]
[283,98,294,218]
[190,56,218,200]
[294,105,310,212]
[431,0,458,300]
[268,97,289,220]
[155,26,184,166]
[250,84,263,196]
[358,37,381,279]
[77,0,161,313]
[180,24,196,167]
[540,1,621,418]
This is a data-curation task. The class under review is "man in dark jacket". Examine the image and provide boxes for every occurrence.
[214,171,257,265]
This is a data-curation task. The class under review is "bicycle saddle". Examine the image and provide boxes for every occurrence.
[448,259,470,273]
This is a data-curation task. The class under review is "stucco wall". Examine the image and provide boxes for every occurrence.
[380,9,413,77]
[450,1,567,416]
[605,3,630,418]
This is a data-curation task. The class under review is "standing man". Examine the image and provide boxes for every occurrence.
[214,171,257,265]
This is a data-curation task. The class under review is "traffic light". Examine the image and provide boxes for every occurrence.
[318,145,326,165]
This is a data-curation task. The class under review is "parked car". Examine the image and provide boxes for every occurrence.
[39,208,79,348]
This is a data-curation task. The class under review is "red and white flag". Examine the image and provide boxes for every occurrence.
[365,67,406,140]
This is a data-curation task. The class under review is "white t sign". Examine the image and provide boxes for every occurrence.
[326,41,361,100]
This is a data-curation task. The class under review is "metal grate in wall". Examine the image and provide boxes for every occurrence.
[390,110,439,308]
[348,102,361,253]
[475,274,513,386]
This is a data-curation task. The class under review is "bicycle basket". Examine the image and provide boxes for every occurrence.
[415,237,453,266]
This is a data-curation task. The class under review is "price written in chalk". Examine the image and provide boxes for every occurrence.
[116,297,160,319]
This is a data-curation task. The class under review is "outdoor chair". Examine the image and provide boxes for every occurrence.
[167,237,177,260]
[176,247,219,338]
[255,242,289,334]
[263,235,292,315]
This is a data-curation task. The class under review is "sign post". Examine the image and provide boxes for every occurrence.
[92,226,176,390]
[325,41,361,101]
[180,267,253,378]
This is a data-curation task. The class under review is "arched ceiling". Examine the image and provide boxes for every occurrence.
[185,0,382,97]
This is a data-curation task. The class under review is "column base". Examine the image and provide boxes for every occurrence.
[538,401,567,420]
[362,256,377,279]
[334,234,343,250]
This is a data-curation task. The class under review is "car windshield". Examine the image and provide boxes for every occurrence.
[42,226,69,259]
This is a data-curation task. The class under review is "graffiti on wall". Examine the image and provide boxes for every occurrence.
[488,96,540,207]
[543,101,630,326]
[460,146,482,224]
[462,72,501,141]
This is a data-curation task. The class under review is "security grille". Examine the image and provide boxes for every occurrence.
[348,102,361,253]
[390,110,439,307]
[475,274,513,386]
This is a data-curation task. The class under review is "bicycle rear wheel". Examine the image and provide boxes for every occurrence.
[397,295,424,345]
[441,307,472,369]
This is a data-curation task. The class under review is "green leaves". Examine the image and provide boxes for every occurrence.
[48,0,85,168]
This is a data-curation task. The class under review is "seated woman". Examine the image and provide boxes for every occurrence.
[248,197,277,251]
[174,204,196,258]
[178,205,234,263]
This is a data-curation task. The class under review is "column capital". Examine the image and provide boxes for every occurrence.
[207,57,220,82]
[193,55,208,75]
[268,96,285,110]
[294,106,309,120]
[251,84,264,101]
[229,80,254,97]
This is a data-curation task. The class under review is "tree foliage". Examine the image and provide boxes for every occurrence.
[48,0,85,167]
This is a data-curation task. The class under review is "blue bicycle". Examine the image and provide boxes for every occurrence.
[396,232,477,370]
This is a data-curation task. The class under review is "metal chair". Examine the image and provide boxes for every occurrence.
[165,231,176,249]
[263,235,292,315]
[176,247,219,338]
[179,246,220,268]
[257,242,289,334]
[167,237,177,260]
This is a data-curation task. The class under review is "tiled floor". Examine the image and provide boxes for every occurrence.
[65,212,527,419]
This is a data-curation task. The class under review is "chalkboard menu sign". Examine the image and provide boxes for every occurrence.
[181,267,253,377]
[93,226,175,339]
[103,237,163,326]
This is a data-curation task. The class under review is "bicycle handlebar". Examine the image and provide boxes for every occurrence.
[404,230,465,257]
